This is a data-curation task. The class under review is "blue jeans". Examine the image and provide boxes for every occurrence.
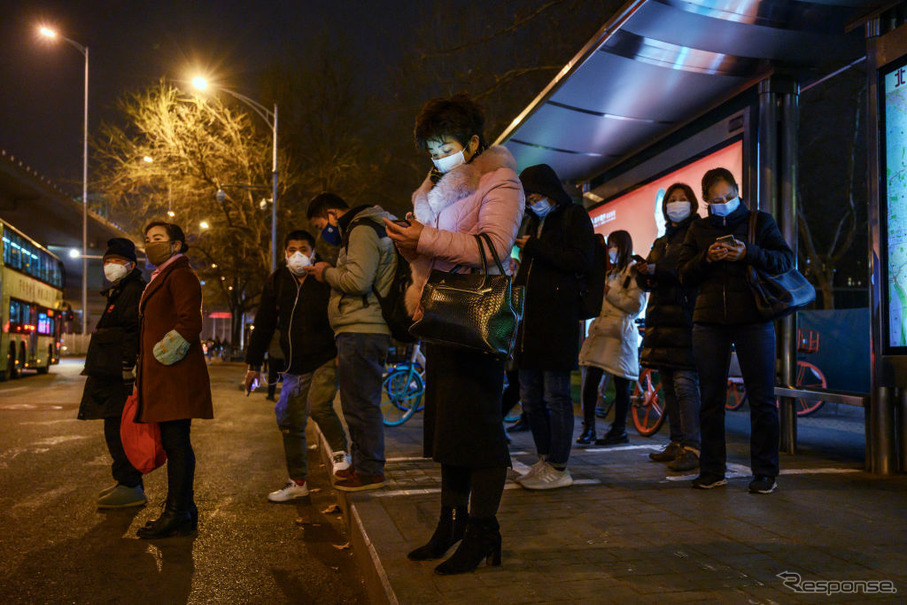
[275,359,348,481]
[336,333,390,476]
[660,368,701,450]
[519,369,574,467]
[693,321,779,478]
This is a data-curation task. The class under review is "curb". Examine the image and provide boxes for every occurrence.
[315,425,399,605]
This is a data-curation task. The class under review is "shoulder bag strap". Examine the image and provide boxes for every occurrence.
[477,233,506,274]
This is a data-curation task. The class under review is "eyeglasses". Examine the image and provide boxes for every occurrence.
[708,194,737,205]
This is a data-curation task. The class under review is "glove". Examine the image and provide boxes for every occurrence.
[152,329,191,366]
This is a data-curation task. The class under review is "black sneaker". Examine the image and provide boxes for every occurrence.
[649,442,682,462]
[691,474,727,489]
[667,449,700,472]
[506,416,531,433]
[748,475,777,494]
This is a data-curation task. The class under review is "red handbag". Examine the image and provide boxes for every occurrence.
[120,391,167,474]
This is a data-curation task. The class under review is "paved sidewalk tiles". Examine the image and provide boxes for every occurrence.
[332,414,907,604]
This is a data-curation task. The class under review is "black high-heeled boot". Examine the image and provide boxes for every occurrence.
[137,500,195,539]
[434,517,501,575]
[576,422,596,445]
[408,506,468,561]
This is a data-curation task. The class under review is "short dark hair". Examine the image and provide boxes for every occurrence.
[284,230,316,248]
[143,221,189,253]
[662,182,699,219]
[701,168,738,201]
[306,193,349,220]
[414,93,486,151]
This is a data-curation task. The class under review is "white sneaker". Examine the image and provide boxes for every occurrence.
[515,457,548,485]
[268,479,310,502]
[520,463,574,490]
[331,451,351,476]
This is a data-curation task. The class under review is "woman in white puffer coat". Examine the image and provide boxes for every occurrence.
[578,230,647,445]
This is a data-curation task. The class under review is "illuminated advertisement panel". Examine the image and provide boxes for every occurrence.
[588,140,743,255]
[880,56,907,353]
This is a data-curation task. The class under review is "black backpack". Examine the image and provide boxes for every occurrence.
[342,217,417,343]
[578,241,608,320]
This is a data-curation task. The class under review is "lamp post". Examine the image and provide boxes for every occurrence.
[192,77,279,272]
[40,26,90,335]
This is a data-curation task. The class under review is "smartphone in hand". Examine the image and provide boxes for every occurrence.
[392,219,411,228]
[631,254,646,263]
[715,234,736,245]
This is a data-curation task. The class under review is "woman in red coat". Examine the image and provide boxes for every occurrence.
[136,222,213,539]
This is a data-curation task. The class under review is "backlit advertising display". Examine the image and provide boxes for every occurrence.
[587,140,743,255]
[880,56,907,353]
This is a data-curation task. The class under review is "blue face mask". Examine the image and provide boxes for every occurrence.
[321,224,342,247]
[709,197,740,217]
[530,198,552,217]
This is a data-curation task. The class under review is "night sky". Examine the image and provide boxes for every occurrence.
[0,0,417,195]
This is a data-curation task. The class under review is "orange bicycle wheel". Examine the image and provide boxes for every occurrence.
[631,370,666,436]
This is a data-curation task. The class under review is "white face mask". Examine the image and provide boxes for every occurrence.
[103,262,130,282]
[286,251,313,276]
[432,149,467,174]
[530,198,552,217]
[608,248,619,264]
[665,201,691,223]
[709,197,740,217]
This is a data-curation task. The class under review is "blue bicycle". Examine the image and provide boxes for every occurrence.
[381,342,425,426]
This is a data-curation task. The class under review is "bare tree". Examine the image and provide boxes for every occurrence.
[94,82,299,345]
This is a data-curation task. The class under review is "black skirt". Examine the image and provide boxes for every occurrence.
[422,343,510,468]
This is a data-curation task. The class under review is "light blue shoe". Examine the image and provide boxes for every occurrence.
[97,484,147,509]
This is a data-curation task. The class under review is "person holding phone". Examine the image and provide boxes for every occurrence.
[511,163,595,491]
[384,93,523,575]
[578,230,647,445]
[678,168,794,494]
[636,183,702,472]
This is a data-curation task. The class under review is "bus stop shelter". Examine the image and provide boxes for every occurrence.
[495,0,906,474]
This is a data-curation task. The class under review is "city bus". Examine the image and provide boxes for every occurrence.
[1,219,65,380]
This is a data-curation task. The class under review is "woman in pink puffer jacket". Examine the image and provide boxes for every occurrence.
[384,94,523,576]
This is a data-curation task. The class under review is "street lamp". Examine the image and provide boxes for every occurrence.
[192,77,279,272]
[39,26,90,335]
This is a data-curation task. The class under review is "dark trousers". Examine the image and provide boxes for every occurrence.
[501,368,520,417]
[267,356,283,399]
[336,333,390,476]
[582,367,631,432]
[660,368,701,450]
[159,419,196,511]
[692,321,779,478]
[519,369,574,467]
[441,464,506,520]
[103,417,143,488]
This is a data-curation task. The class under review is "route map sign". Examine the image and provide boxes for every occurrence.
[882,58,907,352]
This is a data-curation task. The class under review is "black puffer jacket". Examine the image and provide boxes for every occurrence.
[637,218,697,370]
[678,204,794,325]
[78,268,146,420]
[514,202,595,371]
[246,266,336,374]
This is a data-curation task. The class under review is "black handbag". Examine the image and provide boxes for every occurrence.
[410,233,524,358]
[745,212,815,320]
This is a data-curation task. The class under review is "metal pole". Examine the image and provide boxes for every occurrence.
[757,79,778,215]
[81,46,89,335]
[780,83,800,454]
[271,102,278,273]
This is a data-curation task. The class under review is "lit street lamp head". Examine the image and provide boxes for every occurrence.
[192,77,209,91]
[39,27,57,39]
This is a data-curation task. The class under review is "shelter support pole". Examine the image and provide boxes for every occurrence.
[779,82,800,455]
[865,17,898,473]
[757,80,778,216]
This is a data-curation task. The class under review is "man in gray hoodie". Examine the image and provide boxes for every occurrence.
[305,193,397,491]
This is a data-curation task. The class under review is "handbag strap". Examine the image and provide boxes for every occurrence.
[476,233,507,275]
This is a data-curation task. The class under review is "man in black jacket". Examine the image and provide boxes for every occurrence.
[244,230,350,502]
[79,238,147,508]
[512,164,595,491]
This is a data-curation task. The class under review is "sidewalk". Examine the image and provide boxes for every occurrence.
[332,411,907,604]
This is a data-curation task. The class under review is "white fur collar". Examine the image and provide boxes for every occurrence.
[412,145,517,224]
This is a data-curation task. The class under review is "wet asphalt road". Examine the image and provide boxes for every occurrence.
[0,359,369,604]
